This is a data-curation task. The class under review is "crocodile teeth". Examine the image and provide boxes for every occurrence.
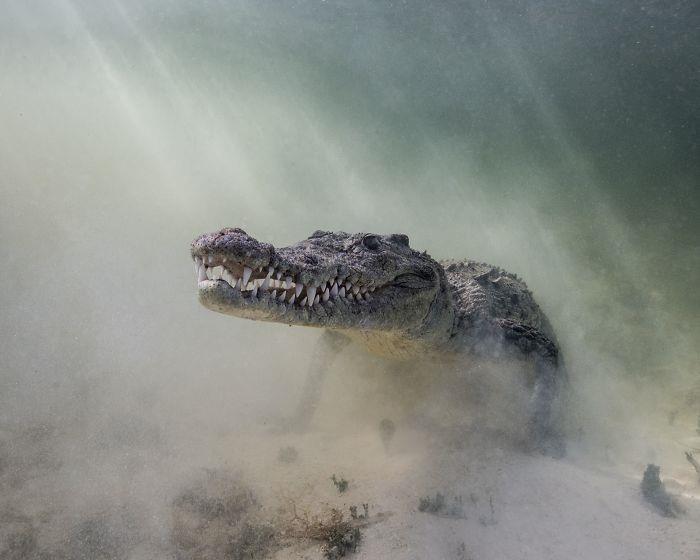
[197,265,207,282]
[242,266,252,286]
[193,252,387,310]
[306,285,317,303]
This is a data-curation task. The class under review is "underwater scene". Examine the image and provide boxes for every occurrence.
[1,1,699,558]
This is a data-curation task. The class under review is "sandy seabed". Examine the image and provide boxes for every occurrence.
[2,358,699,560]
[2,415,699,559]
[225,427,700,560]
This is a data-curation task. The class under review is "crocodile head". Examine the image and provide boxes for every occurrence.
[191,228,454,355]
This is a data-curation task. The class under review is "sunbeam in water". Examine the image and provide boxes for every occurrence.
[1,1,699,559]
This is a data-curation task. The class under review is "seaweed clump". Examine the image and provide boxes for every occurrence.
[171,470,276,560]
[331,474,349,494]
[641,464,683,518]
[348,504,368,520]
[283,505,361,559]
[321,513,361,560]
[418,493,466,519]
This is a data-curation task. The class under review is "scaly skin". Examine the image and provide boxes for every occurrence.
[191,228,566,456]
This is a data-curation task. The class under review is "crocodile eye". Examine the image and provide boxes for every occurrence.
[362,235,381,250]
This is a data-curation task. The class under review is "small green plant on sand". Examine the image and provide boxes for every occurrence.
[348,504,368,520]
[331,474,349,494]
[418,492,466,519]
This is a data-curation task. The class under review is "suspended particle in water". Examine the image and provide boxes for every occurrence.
[379,418,396,451]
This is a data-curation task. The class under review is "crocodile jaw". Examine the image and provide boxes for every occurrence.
[191,227,446,338]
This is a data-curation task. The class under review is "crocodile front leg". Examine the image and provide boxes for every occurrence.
[284,329,350,432]
[495,319,568,457]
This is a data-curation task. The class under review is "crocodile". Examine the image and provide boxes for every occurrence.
[191,227,567,456]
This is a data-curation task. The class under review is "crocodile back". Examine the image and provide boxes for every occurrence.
[440,259,557,343]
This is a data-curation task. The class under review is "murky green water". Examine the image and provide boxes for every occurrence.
[1,1,698,558]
